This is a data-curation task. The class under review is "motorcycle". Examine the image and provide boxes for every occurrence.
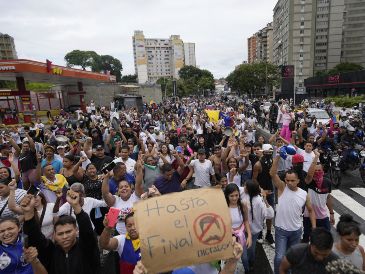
[321,148,342,188]
[339,144,365,185]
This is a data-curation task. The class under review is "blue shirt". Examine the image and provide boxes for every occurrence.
[108,174,135,195]
[0,238,33,274]
[154,171,182,195]
[41,158,63,174]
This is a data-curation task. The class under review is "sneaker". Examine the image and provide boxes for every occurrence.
[265,233,275,248]
[257,231,263,244]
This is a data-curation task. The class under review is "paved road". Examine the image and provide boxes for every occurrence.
[251,127,365,274]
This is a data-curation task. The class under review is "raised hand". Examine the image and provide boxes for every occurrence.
[20,194,36,213]
[66,190,80,207]
[23,247,39,264]
[8,179,17,191]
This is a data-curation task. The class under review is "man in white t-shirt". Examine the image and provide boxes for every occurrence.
[296,141,315,172]
[187,148,215,188]
[114,145,136,174]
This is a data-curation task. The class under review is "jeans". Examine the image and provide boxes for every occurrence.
[241,170,252,185]
[274,226,302,274]
[246,232,260,268]
[240,244,249,273]
[302,217,331,243]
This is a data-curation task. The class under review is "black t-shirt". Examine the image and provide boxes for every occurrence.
[90,155,113,173]
[286,243,338,274]
[19,150,37,172]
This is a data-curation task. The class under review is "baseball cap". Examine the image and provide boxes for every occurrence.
[95,145,104,150]
[262,144,273,152]
[57,145,67,150]
[292,154,304,164]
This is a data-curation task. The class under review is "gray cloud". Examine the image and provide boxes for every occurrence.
[1,0,274,78]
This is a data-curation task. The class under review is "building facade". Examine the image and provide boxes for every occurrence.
[247,35,257,64]
[273,0,365,95]
[341,0,365,66]
[273,0,316,94]
[132,31,196,84]
[184,43,196,67]
[0,33,17,60]
[247,23,273,64]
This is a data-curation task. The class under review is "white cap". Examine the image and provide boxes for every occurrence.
[262,144,273,151]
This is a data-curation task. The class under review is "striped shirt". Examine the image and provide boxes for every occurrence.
[0,189,26,218]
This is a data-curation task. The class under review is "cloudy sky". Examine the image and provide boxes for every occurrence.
[1,0,274,78]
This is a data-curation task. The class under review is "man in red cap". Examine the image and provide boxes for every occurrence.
[291,153,314,191]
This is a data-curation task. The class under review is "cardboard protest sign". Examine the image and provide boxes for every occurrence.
[134,188,233,273]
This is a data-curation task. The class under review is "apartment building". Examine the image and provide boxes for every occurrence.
[247,23,273,64]
[0,33,17,60]
[132,31,196,84]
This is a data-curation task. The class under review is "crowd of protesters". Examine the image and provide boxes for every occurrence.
[0,96,364,274]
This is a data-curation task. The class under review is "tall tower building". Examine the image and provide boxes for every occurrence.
[341,0,365,66]
[184,43,196,67]
[0,33,18,60]
[132,31,196,84]
[247,35,257,64]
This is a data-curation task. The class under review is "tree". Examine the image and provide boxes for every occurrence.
[176,66,215,96]
[95,55,123,82]
[64,50,123,82]
[64,50,98,70]
[178,65,202,80]
[121,74,137,83]
[328,62,363,75]
[226,62,280,96]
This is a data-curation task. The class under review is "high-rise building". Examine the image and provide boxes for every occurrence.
[247,35,257,64]
[132,31,196,84]
[273,0,365,94]
[341,0,365,65]
[184,43,196,67]
[273,0,316,94]
[248,23,274,64]
[0,33,17,60]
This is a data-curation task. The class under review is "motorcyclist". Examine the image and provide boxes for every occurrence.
[339,127,365,171]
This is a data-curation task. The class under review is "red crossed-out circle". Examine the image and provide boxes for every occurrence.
[193,213,226,246]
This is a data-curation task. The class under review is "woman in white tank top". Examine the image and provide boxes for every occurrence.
[224,184,252,273]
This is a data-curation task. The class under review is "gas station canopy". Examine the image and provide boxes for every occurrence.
[0,59,116,85]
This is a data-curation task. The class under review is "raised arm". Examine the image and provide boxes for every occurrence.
[269,155,285,194]
[4,134,21,156]
[305,149,320,184]
[8,180,23,215]
[102,172,116,207]
[83,137,93,159]
[99,216,119,251]
[134,155,144,197]
[73,156,86,181]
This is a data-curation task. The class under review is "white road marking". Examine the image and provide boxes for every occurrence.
[331,189,365,220]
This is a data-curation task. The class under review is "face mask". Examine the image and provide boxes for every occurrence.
[313,170,324,188]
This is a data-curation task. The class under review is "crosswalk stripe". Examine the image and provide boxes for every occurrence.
[331,189,365,220]
[333,210,365,247]
[351,187,365,197]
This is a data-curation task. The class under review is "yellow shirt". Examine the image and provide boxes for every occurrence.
[41,174,68,191]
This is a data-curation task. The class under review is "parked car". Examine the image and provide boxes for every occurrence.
[306,108,331,125]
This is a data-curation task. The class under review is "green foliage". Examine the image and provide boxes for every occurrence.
[121,74,137,83]
[316,63,364,77]
[0,81,52,91]
[64,50,123,82]
[226,62,280,96]
[26,82,53,91]
[0,80,15,89]
[176,66,215,96]
[324,96,365,108]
